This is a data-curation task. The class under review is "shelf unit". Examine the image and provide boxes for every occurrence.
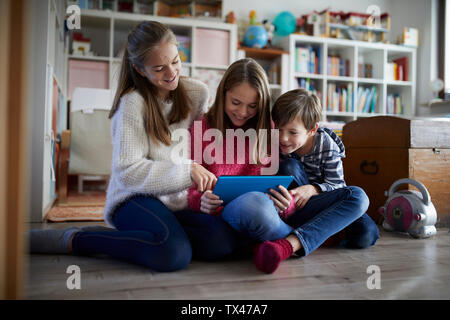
[73,0,222,19]
[67,8,237,104]
[237,47,289,102]
[28,0,70,221]
[278,34,416,122]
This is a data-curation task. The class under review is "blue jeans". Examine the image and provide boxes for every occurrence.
[72,196,238,272]
[279,157,379,256]
[221,191,294,242]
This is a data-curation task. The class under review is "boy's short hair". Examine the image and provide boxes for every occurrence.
[272,88,322,131]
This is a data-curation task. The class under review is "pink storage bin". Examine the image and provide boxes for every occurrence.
[68,59,109,100]
[194,28,229,66]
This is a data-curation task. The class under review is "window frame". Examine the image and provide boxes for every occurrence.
[438,0,447,98]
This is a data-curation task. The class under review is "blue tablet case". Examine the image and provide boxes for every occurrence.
[212,176,294,204]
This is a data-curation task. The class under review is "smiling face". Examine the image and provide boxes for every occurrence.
[277,117,318,156]
[135,41,181,99]
[224,82,259,127]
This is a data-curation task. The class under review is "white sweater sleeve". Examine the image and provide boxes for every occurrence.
[111,94,193,196]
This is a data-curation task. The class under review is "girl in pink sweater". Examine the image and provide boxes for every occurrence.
[185,58,296,270]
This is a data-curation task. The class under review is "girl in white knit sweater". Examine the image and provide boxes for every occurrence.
[29,21,237,272]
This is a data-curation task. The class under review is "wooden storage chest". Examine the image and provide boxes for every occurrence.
[342,116,450,226]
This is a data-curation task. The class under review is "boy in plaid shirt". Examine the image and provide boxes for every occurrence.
[253,89,379,274]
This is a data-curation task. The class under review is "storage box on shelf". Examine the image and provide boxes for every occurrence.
[66,8,237,103]
[68,60,109,100]
[278,34,416,123]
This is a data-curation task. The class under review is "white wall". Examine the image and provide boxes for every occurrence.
[222,0,439,117]
[390,0,439,115]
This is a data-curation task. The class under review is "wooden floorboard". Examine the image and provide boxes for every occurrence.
[25,222,450,299]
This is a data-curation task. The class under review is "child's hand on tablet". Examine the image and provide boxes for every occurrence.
[266,185,292,213]
[290,184,320,210]
[200,190,223,214]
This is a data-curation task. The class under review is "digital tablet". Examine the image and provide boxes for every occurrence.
[212,176,294,204]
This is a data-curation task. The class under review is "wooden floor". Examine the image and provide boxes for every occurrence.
[25,222,450,300]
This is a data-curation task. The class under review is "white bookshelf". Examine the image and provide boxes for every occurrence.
[28,0,70,221]
[67,9,237,103]
[278,34,417,122]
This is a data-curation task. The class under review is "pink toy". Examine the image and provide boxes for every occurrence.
[379,178,437,238]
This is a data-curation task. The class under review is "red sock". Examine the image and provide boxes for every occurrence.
[253,239,293,274]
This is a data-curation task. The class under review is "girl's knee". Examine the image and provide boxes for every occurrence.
[242,192,280,223]
[141,236,192,272]
[235,192,273,217]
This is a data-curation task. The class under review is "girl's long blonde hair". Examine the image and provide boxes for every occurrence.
[205,58,272,163]
[109,21,191,146]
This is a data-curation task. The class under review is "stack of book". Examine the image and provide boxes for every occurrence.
[357,86,378,113]
[358,63,373,78]
[267,61,281,85]
[327,83,353,112]
[327,55,350,77]
[386,93,403,114]
[295,46,321,74]
[320,121,345,138]
[386,57,408,81]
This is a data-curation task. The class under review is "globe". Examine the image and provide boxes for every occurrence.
[273,11,297,37]
[243,25,268,48]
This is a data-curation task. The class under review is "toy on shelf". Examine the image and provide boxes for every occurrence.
[401,27,419,47]
[243,10,268,49]
[244,25,268,49]
[300,8,391,42]
[344,10,391,42]
[262,19,275,46]
[378,178,437,239]
[72,32,93,56]
[298,9,330,38]
[249,10,257,25]
[225,11,236,24]
[273,11,297,37]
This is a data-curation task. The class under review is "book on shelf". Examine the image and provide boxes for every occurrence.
[298,78,322,100]
[394,57,408,81]
[295,45,321,74]
[358,63,373,78]
[387,56,408,81]
[386,93,403,114]
[327,55,350,77]
[319,121,345,137]
[357,86,377,113]
[327,82,353,112]
[267,61,281,85]
[77,0,102,10]
[176,35,191,62]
